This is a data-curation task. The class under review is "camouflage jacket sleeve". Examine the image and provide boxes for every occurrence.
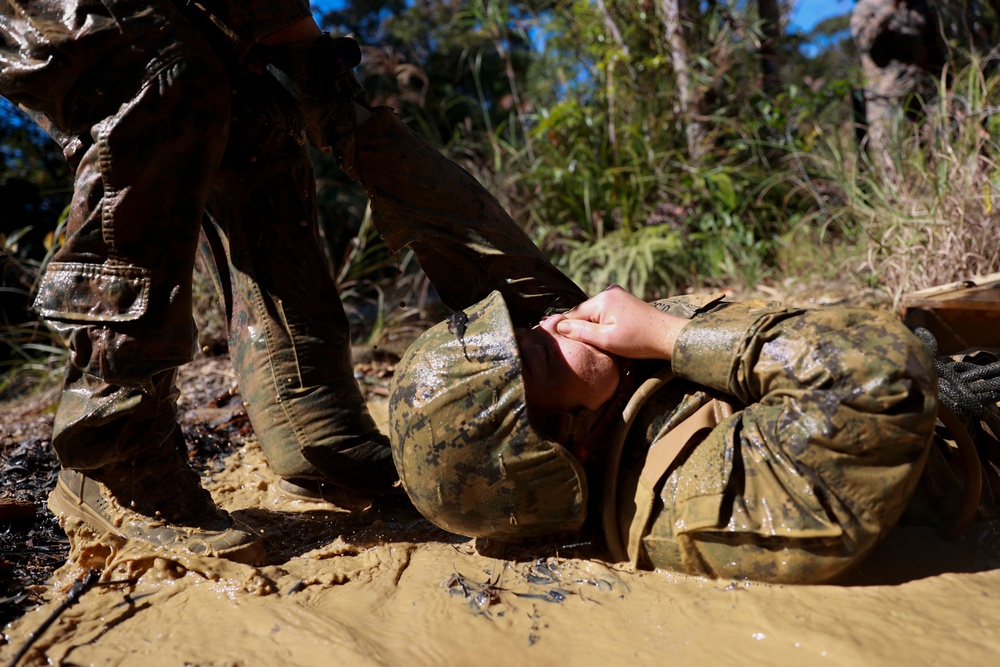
[641,298,939,582]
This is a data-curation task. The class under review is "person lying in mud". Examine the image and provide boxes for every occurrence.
[348,108,946,585]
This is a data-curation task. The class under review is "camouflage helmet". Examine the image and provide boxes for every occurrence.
[388,290,588,539]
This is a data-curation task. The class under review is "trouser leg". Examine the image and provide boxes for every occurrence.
[198,69,389,484]
[23,10,230,472]
[1,2,272,554]
[354,108,587,326]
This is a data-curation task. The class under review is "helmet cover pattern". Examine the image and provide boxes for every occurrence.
[389,290,587,538]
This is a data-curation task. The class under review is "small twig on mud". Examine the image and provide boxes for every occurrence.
[7,570,99,667]
[444,567,503,613]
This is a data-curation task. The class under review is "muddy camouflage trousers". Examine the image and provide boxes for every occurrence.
[0,0,390,480]
[0,0,581,483]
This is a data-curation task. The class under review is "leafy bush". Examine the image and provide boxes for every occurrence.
[801,57,1000,306]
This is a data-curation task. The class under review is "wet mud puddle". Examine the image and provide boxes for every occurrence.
[4,405,1000,666]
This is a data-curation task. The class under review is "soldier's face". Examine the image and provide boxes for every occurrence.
[515,314,620,414]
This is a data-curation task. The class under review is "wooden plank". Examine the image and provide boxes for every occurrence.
[904,283,1000,311]
[903,271,1000,299]
[902,273,1000,354]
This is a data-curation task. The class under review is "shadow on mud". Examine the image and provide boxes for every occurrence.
[843,521,1000,585]
[231,504,464,563]
[234,501,1000,584]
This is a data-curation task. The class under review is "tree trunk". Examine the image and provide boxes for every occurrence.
[757,0,782,94]
[596,0,628,157]
[595,0,629,55]
[658,0,704,161]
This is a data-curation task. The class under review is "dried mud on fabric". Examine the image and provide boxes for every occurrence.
[3,355,1000,666]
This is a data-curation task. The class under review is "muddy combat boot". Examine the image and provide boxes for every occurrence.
[277,435,402,505]
[265,33,369,175]
[47,428,265,565]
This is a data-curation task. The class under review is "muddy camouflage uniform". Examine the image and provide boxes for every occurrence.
[621,296,937,582]
[0,0,386,489]
[388,283,938,583]
[375,123,939,584]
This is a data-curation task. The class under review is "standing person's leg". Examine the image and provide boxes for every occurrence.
[2,0,261,560]
[259,35,583,325]
[353,109,587,325]
[197,67,393,499]
[245,32,584,503]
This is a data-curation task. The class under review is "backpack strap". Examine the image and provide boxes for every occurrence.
[601,369,674,563]
[622,397,734,564]
[600,367,736,564]
[937,403,984,538]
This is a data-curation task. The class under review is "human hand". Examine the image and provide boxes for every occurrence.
[554,285,690,360]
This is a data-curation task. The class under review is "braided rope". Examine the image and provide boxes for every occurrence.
[911,327,1000,417]
[910,326,1000,537]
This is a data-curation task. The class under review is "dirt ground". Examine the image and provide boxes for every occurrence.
[4,295,1000,666]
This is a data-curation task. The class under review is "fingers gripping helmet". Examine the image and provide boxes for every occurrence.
[389,291,587,539]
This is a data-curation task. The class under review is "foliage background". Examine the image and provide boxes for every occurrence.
[315,0,1000,305]
[2,0,1000,397]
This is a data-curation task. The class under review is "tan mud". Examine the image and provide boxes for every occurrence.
[4,400,1000,666]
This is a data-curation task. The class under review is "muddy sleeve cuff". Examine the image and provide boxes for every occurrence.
[671,303,791,397]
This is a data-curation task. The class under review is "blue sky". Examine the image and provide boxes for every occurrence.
[789,0,853,32]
